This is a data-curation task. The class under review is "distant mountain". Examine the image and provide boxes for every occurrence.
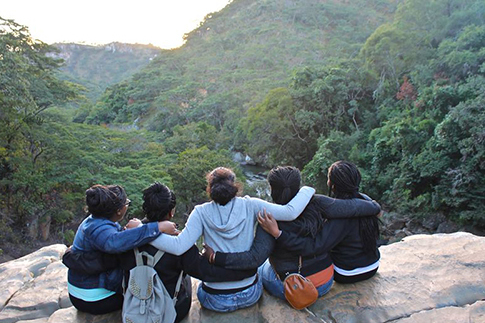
[52,42,162,101]
[90,0,400,128]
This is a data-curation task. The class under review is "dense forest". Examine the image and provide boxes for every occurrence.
[1,0,484,258]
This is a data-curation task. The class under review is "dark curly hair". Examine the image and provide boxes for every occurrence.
[142,182,176,222]
[85,184,126,218]
[206,167,241,206]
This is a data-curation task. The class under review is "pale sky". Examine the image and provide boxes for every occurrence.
[1,0,232,48]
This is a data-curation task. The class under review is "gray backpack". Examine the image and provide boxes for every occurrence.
[122,248,184,323]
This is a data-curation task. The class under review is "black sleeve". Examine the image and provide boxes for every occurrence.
[314,194,381,219]
[62,247,119,274]
[180,246,256,282]
[213,225,275,270]
[276,219,350,256]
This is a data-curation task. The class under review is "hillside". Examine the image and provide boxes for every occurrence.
[88,0,399,128]
[52,42,161,102]
[1,0,484,260]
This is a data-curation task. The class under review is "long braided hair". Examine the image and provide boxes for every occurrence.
[328,161,379,253]
[267,166,324,238]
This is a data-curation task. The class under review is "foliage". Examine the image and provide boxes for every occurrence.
[303,0,485,224]
[164,122,219,154]
[240,60,374,168]
[0,16,79,238]
[54,43,161,102]
[88,0,396,135]
[167,146,244,216]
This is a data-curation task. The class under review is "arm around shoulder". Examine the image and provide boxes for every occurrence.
[252,186,315,221]
[149,208,204,256]
[214,225,275,270]
[314,194,381,219]
[92,222,160,253]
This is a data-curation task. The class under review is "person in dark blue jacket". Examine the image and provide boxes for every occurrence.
[67,184,177,314]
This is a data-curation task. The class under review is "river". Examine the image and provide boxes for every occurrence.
[239,164,271,200]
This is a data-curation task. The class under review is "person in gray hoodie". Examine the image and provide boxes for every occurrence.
[149,167,315,312]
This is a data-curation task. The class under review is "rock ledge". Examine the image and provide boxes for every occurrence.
[1,232,484,323]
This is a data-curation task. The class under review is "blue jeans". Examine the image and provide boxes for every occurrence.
[197,270,263,313]
[261,259,333,300]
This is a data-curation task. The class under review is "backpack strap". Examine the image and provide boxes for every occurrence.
[173,271,184,305]
[134,248,165,267]
[152,250,165,266]
[134,248,144,266]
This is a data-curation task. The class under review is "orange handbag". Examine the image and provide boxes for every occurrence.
[283,256,318,310]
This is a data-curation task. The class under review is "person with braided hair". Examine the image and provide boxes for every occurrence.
[258,161,381,284]
[324,160,381,283]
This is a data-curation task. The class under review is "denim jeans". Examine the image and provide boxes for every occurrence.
[197,269,263,312]
[261,259,333,300]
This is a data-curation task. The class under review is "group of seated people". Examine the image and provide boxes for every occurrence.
[63,161,382,322]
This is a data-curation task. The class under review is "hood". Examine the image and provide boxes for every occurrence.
[196,198,247,240]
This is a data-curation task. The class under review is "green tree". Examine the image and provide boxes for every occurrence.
[0,17,78,231]
[168,147,243,216]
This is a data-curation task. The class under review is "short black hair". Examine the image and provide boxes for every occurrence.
[142,182,176,222]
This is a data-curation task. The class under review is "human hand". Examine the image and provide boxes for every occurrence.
[201,244,216,263]
[158,221,179,235]
[124,218,142,230]
[257,209,280,238]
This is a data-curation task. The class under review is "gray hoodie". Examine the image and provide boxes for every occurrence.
[150,186,315,290]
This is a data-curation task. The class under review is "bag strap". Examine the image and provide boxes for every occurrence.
[134,248,165,267]
[152,250,165,266]
[134,248,144,266]
[173,271,184,305]
[298,256,303,274]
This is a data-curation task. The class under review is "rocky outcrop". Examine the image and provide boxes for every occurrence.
[1,232,485,323]
[0,244,69,323]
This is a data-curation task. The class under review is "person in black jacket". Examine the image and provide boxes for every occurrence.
[204,166,381,301]
[259,161,381,284]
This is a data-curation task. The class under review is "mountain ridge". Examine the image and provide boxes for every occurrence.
[51,42,162,102]
[84,0,400,128]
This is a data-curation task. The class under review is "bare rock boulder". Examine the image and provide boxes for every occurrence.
[0,244,69,323]
[2,232,485,323]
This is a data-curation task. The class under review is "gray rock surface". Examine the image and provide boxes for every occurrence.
[0,245,69,323]
[2,232,485,323]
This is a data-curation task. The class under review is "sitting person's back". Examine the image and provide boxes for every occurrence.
[118,182,255,322]
[326,161,380,283]
[67,184,163,315]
